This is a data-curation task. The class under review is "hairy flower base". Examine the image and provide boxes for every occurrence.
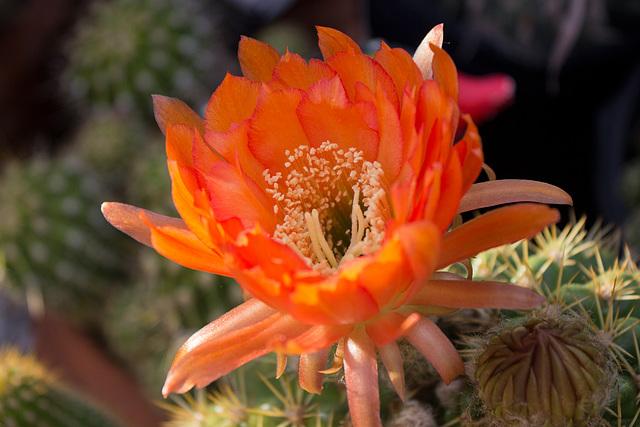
[102,23,573,426]
[473,312,615,426]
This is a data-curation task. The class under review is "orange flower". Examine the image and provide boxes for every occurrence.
[102,25,572,426]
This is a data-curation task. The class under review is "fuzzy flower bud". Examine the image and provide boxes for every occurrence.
[473,313,614,426]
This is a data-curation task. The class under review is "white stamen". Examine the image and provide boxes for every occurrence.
[264,141,388,274]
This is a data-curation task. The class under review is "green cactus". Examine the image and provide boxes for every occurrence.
[0,346,121,427]
[0,158,131,327]
[460,217,640,426]
[69,109,156,186]
[63,0,231,118]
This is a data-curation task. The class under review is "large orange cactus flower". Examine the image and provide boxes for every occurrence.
[102,25,571,426]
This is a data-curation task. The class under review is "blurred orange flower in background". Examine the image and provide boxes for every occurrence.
[102,24,571,426]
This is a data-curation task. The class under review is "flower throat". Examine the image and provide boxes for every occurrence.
[263,141,389,274]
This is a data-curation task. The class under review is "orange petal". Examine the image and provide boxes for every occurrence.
[326,51,398,106]
[205,73,261,133]
[316,26,362,60]
[269,53,336,90]
[366,311,420,347]
[204,121,266,189]
[163,309,309,396]
[430,148,464,231]
[437,203,560,270]
[396,220,441,289]
[297,76,379,161]
[343,327,382,427]
[377,342,405,401]
[374,41,423,101]
[413,80,456,171]
[231,244,381,325]
[247,86,308,172]
[298,348,331,394]
[192,125,225,186]
[354,238,414,310]
[153,95,204,137]
[451,117,484,192]
[287,267,381,325]
[458,179,573,213]
[407,275,546,309]
[430,44,458,101]
[403,314,464,385]
[237,36,281,82]
[140,211,229,275]
[167,160,220,248]
[372,85,404,182]
[273,324,353,355]
[412,23,443,80]
[276,354,287,379]
[101,202,185,247]
[166,122,197,169]
[205,161,276,233]
[175,298,277,356]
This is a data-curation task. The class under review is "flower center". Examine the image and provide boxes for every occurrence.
[264,141,389,274]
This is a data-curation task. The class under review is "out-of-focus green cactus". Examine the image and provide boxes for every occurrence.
[69,109,156,186]
[63,0,230,118]
[0,158,131,327]
[68,108,173,212]
[0,346,121,426]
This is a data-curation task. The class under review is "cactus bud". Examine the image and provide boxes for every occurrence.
[472,312,615,426]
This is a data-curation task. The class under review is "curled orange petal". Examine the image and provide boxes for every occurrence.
[101,202,184,247]
[458,179,573,213]
[298,348,331,395]
[377,342,405,401]
[397,220,441,290]
[438,203,560,269]
[343,327,382,427]
[403,314,465,385]
[271,324,354,355]
[163,304,308,396]
[140,211,229,275]
[366,311,420,347]
[408,274,546,309]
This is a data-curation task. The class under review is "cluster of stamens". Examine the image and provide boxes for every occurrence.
[263,141,389,275]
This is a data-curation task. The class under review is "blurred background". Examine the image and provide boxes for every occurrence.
[1,0,639,425]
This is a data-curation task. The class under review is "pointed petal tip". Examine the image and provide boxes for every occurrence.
[152,93,204,137]
[100,201,154,246]
[533,293,548,307]
[161,376,178,399]
[413,23,444,80]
